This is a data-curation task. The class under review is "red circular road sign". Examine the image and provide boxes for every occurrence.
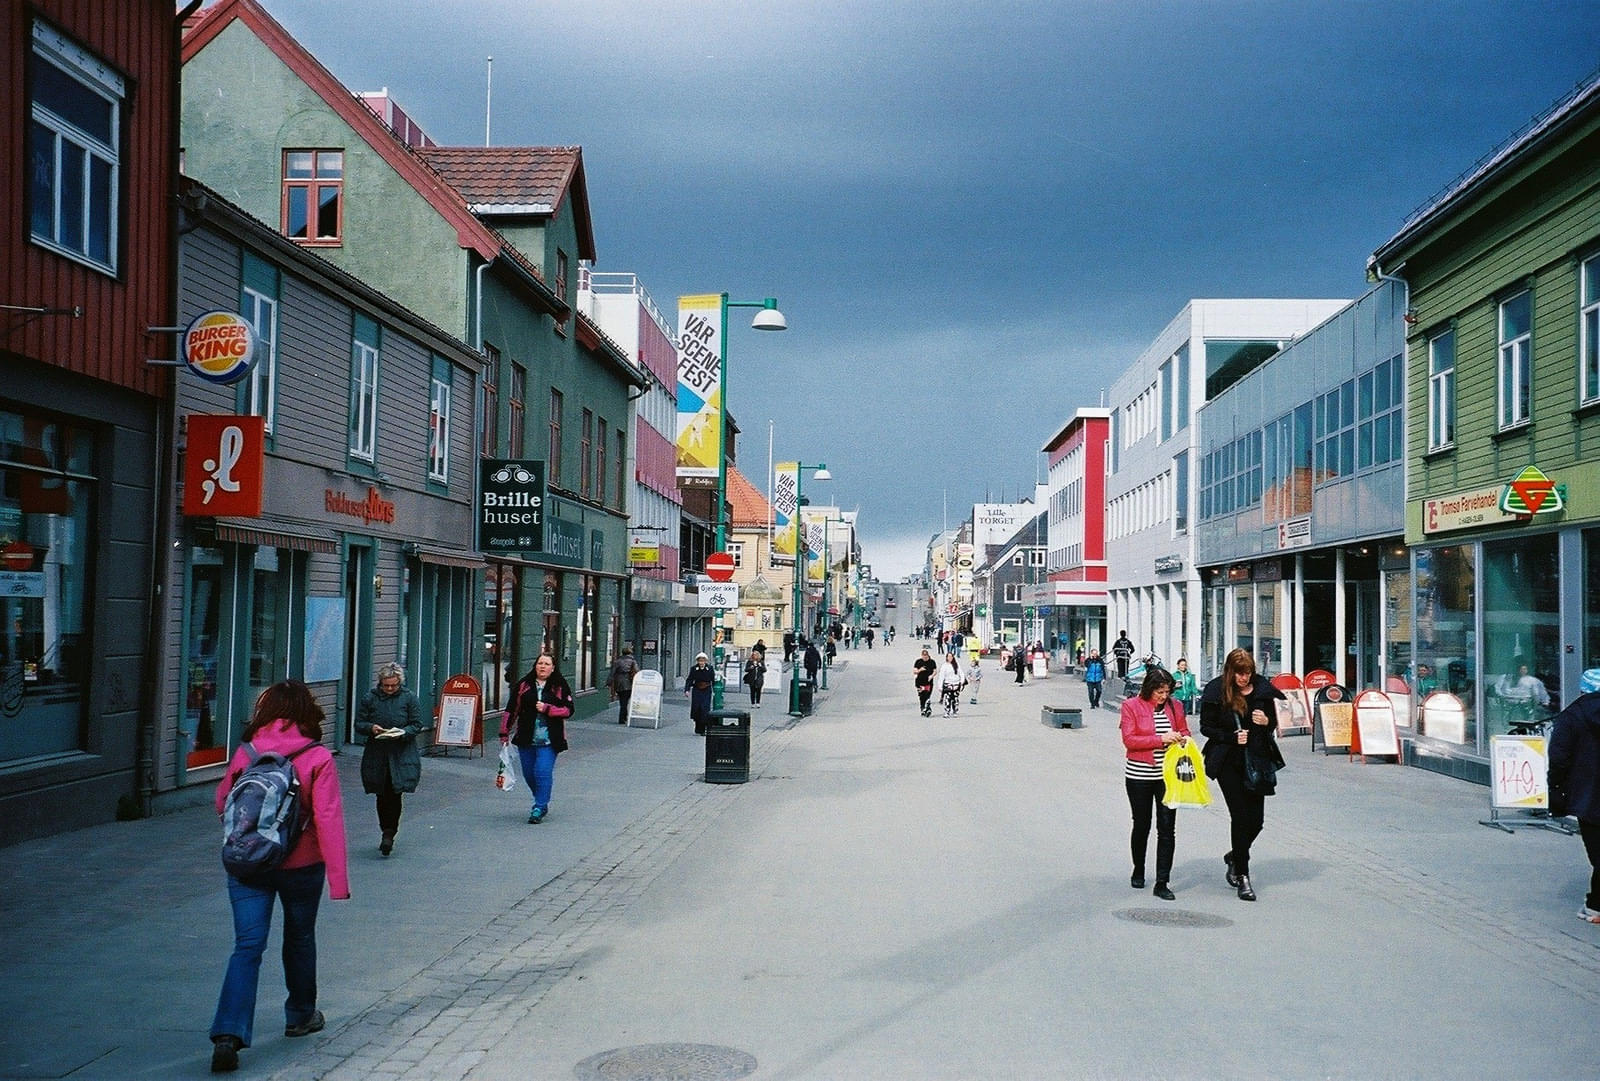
[705,552,736,582]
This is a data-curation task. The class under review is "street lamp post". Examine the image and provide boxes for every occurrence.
[712,294,785,710]
[817,512,849,690]
[788,462,830,715]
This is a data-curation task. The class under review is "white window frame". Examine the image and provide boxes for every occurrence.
[1498,291,1532,430]
[428,375,451,482]
[242,287,278,434]
[1004,583,1023,603]
[1428,329,1455,450]
[1581,254,1600,406]
[350,339,379,461]
[727,541,744,568]
[29,21,122,274]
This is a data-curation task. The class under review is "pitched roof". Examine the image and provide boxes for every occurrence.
[419,146,597,262]
[727,467,772,530]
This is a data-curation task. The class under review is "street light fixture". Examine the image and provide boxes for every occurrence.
[789,462,830,715]
[712,294,786,710]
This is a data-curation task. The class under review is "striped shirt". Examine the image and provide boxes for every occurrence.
[1124,706,1171,781]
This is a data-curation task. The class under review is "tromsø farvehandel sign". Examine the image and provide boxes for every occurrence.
[478,459,545,554]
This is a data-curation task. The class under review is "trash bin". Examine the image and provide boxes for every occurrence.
[798,679,816,716]
[704,709,751,783]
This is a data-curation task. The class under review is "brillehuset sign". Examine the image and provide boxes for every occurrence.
[479,459,545,554]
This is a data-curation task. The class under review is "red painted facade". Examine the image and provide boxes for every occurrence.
[2,0,177,395]
[1044,411,1110,584]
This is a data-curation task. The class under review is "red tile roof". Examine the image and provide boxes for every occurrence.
[727,467,772,529]
[419,146,595,262]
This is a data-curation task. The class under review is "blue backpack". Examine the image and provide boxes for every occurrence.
[220,740,317,879]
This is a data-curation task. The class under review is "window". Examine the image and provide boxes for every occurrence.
[1498,290,1532,429]
[1004,583,1023,603]
[1428,330,1455,450]
[1159,359,1174,443]
[1029,549,1046,567]
[1314,379,1356,482]
[428,356,451,482]
[480,344,499,456]
[282,149,343,244]
[1581,255,1600,405]
[1355,355,1404,469]
[728,542,744,568]
[556,249,569,303]
[615,428,627,511]
[28,21,122,273]
[509,362,526,457]
[596,418,608,507]
[548,389,564,487]
[1173,451,1189,534]
[580,408,593,498]
[240,255,279,434]
[1013,551,1025,566]
[349,316,379,462]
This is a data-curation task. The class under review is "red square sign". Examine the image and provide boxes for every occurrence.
[183,415,266,517]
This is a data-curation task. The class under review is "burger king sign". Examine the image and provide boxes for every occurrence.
[182,311,257,385]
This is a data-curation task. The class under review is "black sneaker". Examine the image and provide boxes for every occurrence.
[284,1010,324,1038]
[211,1036,241,1072]
[1130,872,1145,890]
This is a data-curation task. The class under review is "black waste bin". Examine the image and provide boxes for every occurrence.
[704,709,751,783]
[798,679,816,716]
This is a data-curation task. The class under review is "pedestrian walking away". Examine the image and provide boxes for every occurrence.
[1014,643,1028,684]
[685,652,716,735]
[209,680,349,1074]
[967,654,983,704]
[913,648,938,717]
[1199,648,1285,901]
[1547,689,1600,923]
[606,645,640,724]
[743,642,767,707]
[803,639,822,684]
[356,661,422,857]
[1121,665,1190,901]
[1085,649,1106,710]
[1112,630,1135,680]
[938,651,966,716]
[1172,656,1199,718]
[502,654,573,823]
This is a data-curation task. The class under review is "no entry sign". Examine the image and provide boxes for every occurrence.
[706,551,736,582]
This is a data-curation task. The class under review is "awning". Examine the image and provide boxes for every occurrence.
[407,543,486,570]
[212,519,337,554]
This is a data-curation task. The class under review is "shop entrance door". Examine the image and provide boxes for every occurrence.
[341,543,374,744]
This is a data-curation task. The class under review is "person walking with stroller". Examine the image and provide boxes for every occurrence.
[938,652,967,716]
[913,648,938,717]
[1085,649,1106,709]
[1121,666,1190,901]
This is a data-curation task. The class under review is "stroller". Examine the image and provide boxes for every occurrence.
[1122,653,1163,699]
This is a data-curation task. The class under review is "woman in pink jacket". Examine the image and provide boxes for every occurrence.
[209,680,349,1073]
[1120,666,1190,901]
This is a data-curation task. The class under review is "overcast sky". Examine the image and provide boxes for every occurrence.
[258,0,1599,578]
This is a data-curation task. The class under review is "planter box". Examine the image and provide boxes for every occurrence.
[1042,706,1083,729]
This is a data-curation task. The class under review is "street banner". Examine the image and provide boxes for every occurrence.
[805,513,825,582]
[772,461,798,565]
[676,294,723,484]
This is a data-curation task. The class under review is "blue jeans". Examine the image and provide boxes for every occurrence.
[519,744,557,814]
[211,863,325,1046]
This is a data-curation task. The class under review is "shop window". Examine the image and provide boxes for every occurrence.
[1414,545,1476,746]
[482,564,517,711]
[282,149,343,244]
[1483,535,1559,739]
[28,20,122,274]
[0,409,94,763]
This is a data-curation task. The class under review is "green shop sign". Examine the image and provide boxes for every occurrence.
[544,516,586,568]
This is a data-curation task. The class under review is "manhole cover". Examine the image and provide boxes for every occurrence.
[574,1043,758,1081]
[1115,907,1234,929]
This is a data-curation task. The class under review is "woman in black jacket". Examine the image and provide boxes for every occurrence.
[1199,648,1286,901]
[500,654,573,824]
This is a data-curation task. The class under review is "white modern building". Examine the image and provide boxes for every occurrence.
[1104,298,1348,679]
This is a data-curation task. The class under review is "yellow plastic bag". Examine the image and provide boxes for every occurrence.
[1162,739,1211,809]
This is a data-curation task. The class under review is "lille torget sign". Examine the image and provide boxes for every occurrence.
[478,459,545,553]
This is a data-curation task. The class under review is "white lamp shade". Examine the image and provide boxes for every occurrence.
[813,467,832,481]
[750,307,787,331]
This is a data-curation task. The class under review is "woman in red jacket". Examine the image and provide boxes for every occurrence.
[209,680,349,1073]
[1120,666,1190,901]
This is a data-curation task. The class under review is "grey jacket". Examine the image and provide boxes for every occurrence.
[357,687,423,794]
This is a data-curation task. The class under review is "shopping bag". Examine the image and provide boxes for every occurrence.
[1161,739,1211,809]
[495,741,521,793]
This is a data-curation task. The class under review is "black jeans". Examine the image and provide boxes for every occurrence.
[376,789,403,834]
[1216,770,1267,875]
[1087,681,1102,708]
[1581,818,1600,911]
[1125,778,1176,882]
[917,687,932,713]
[615,691,631,722]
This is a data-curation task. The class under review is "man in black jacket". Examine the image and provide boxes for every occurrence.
[1549,691,1600,923]
[1112,631,1135,680]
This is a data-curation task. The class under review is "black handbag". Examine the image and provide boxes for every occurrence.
[1236,710,1280,795]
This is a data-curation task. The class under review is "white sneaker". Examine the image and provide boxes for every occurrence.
[1580,907,1600,924]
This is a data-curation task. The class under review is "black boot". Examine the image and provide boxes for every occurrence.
[1224,853,1239,888]
[1236,874,1257,902]
[1130,870,1145,890]
[211,1035,242,1073]
[1153,881,1176,901]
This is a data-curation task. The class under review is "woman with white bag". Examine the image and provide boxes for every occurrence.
[1119,666,1190,902]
